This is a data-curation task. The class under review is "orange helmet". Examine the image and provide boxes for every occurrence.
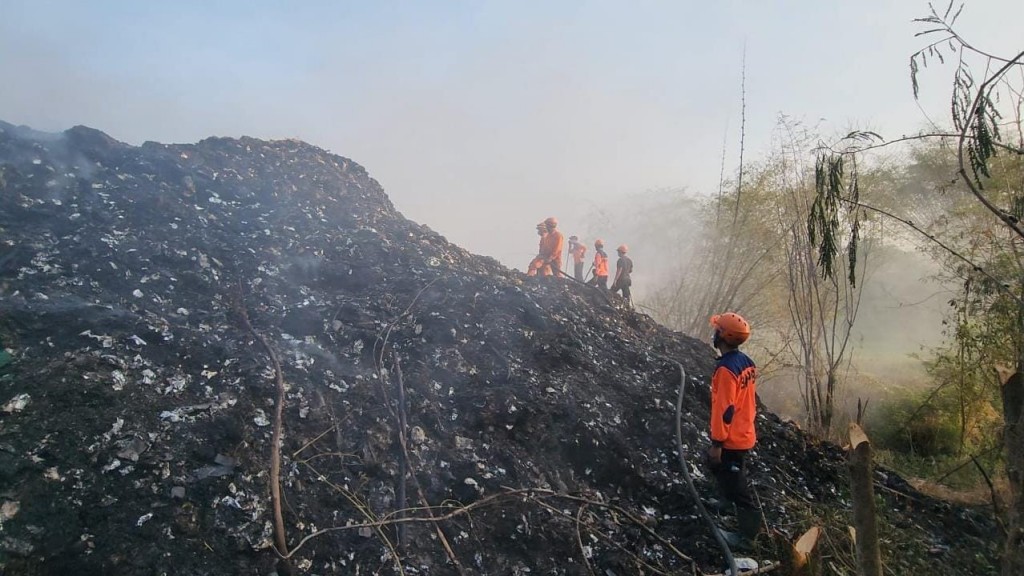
[617,244,628,254]
[544,217,558,228]
[594,239,604,248]
[710,312,751,346]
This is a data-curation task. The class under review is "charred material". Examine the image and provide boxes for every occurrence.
[0,120,999,575]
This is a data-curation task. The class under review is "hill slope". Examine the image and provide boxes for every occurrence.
[0,122,998,575]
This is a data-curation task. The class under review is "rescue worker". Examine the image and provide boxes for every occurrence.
[568,235,587,281]
[538,217,564,278]
[707,312,764,551]
[527,221,551,276]
[610,244,633,304]
[588,239,609,289]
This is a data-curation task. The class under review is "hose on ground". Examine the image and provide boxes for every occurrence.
[672,360,739,576]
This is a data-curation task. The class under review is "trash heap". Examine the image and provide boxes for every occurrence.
[0,121,998,575]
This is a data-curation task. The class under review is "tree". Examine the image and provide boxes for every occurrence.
[810,3,1024,572]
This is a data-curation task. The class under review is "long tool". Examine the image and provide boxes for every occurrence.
[582,264,595,284]
[555,269,613,305]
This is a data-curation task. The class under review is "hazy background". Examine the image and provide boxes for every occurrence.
[3,0,1022,271]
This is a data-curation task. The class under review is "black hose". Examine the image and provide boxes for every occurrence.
[555,269,614,306]
[672,360,739,576]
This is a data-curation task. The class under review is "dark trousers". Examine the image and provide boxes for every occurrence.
[711,448,757,510]
[590,275,608,289]
[574,262,584,281]
[612,280,631,303]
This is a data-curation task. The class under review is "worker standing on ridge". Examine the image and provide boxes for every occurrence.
[589,239,609,289]
[707,312,764,552]
[538,217,564,278]
[568,235,587,281]
[527,221,550,276]
[610,244,633,304]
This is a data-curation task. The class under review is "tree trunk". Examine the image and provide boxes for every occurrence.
[1002,372,1024,575]
[848,423,882,576]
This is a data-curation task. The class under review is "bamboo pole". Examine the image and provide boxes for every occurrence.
[848,423,881,576]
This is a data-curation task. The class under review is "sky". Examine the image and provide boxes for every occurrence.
[2,0,1023,269]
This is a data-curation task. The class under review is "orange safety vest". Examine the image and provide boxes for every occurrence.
[710,349,757,450]
[593,249,609,277]
[540,230,564,273]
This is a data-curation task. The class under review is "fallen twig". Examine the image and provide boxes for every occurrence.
[299,461,406,576]
[575,503,597,576]
[394,352,467,574]
[234,295,290,560]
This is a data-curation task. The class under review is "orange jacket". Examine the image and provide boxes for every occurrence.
[593,248,609,277]
[710,349,757,450]
[540,230,564,273]
[527,257,550,276]
[570,242,587,265]
[528,232,552,276]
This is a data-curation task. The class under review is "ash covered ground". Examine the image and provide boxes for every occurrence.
[0,121,999,575]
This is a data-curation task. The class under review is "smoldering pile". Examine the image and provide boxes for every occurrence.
[0,121,996,575]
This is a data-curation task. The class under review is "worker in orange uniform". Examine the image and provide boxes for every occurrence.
[707,312,764,551]
[568,235,587,281]
[588,239,609,289]
[610,244,633,304]
[527,221,551,276]
[538,217,564,278]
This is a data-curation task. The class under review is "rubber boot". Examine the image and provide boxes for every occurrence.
[707,498,736,517]
[718,507,762,552]
[716,527,753,552]
[737,506,764,547]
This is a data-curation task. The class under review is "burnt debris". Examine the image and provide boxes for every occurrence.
[0,121,998,575]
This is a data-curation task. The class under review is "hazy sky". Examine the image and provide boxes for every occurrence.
[2,1,1022,268]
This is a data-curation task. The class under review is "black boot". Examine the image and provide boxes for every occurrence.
[737,506,764,546]
[717,507,763,552]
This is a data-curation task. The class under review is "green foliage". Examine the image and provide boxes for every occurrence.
[809,153,841,281]
[868,387,963,457]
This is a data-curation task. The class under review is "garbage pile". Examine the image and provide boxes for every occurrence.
[0,121,998,575]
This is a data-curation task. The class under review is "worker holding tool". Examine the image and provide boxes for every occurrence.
[527,221,551,276]
[538,217,564,278]
[610,244,633,304]
[568,235,587,281]
[588,239,609,289]
[707,312,764,552]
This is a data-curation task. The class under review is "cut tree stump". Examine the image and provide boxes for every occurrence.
[848,423,882,576]
[789,526,822,576]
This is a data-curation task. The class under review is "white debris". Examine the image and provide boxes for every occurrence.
[159,410,181,422]
[253,409,271,427]
[111,370,126,391]
[129,335,148,346]
[1,501,20,522]
[2,393,31,413]
[163,375,188,394]
[132,289,144,298]
[79,330,114,348]
[725,558,759,575]
[136,512,153,527]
